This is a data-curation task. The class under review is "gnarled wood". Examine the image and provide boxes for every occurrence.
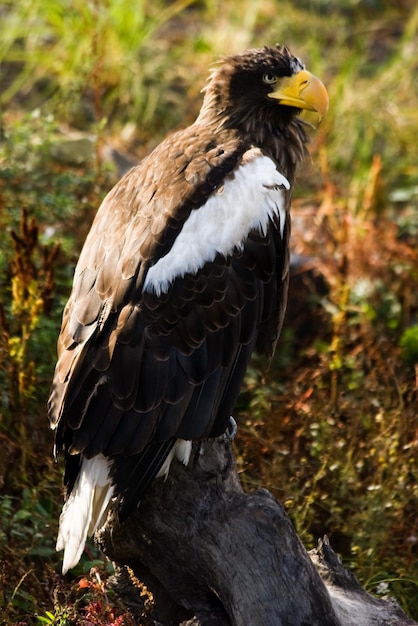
[97,434,416,626]
[310,538,417,626]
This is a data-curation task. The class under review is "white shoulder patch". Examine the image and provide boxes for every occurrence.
[143,154,290,296]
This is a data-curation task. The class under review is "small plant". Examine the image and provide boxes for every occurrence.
[399,325,418,368]
[35,567,134,626]
[0,207,59,487]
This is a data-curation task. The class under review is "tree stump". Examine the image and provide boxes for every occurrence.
[96,433,417,626]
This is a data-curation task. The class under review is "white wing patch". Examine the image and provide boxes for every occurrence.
[143,154,290,296]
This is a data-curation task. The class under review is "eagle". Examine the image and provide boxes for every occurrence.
[48,45,328,574]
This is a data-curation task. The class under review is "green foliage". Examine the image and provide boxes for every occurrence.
[0,0,417,623]
[1,0,196,130]
[0,486,60,618]
[0,109,113,422]
[0,489,57,560]
[399,325,418,367]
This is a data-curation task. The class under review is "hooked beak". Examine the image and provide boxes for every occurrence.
[268,69,329,121]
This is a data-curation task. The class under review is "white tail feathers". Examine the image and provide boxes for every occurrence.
[56,454,114,574]
[56,440,191,574]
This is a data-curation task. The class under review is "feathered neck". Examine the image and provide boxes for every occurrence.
[195,65,309,182]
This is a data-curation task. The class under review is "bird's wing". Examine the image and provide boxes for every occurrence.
[49,129,243,424]
[48,131,291,510]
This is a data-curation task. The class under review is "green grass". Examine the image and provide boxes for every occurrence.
[0,0,417,623]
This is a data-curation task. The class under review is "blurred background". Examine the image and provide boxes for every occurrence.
[0,0,417,623]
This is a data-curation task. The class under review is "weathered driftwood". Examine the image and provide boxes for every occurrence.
[97,433,417,626]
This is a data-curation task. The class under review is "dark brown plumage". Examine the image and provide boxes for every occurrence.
[48,45,328,573]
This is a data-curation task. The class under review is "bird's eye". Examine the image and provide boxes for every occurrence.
[263,72,277,85]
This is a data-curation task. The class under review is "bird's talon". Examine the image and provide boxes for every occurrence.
[228,416,237,441]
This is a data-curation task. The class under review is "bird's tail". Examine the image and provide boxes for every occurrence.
[56,454,114,574]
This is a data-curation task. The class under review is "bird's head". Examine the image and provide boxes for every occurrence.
[197,45,328,157]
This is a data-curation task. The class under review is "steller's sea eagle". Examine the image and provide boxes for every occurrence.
[48,45,328,574]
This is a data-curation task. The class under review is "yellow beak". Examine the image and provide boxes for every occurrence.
[268,69,329,121]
